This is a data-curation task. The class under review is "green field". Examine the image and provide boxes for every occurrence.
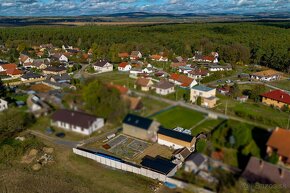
[268,79,290,91]
[87,71,135,87]
[152,106,205,129]
[191,118,225,136]
[215,94,289,128]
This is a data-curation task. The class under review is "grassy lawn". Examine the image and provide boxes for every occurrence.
[139,96,170,117]
[0,140,155,193]
[268,79,290,91]
[215,94,289,128]
[90,71,135,87]
[152,106,205,130]
[191,118,225,136]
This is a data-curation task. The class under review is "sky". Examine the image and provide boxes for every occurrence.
[0,0,289,16]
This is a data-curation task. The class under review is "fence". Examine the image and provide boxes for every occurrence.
[73,147,168,182]
[73,147,216,192]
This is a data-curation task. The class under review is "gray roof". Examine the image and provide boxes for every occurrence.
[155,80,174,89]
[186,153,206,167]
[242,157,290,188]
[93,60,110,67]
[22,72,43,79]
[52,109,98,129]
[192,85,215,92]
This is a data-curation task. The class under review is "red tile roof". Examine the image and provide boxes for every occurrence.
[261,90,290,105]
[267,128,290,160]
[2,63,17,70]
[118,62,128,68]
[202,56,214,61]
[150,54,162,60]
[118,52,129,58]
[107,83,129,95]
[170,73,194,87]
[189,69,209,76]
[6,68,23,75]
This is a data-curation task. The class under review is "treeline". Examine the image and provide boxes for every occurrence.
[0,23,289,71]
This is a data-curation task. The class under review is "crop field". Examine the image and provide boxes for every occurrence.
[152,106,205,130]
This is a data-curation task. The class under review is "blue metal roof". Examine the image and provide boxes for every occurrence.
[191,85,214,92]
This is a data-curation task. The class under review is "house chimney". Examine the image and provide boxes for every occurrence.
[281,95,284,99]
[279,168,284,178]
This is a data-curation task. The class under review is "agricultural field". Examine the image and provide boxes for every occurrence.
[152,106,205,130]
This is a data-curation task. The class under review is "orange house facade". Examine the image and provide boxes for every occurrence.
[261,90,290,109]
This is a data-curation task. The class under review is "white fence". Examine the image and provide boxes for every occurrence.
[73,148,167,181]
[73,148,217,192]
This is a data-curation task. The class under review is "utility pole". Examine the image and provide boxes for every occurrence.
[225,100,228,116]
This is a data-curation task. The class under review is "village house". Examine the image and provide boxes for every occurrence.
[184,153,208,173]
[51,53,69,63]
[129,67,143,77]
[0,99,8,112]
[236,95,249,103]
[260,90,290,109]
[169,73,197,88]
[171,62,187,69]
[118,62,132,72]
[107,83,143,111]
[19,54,34,66]
[155,80,175,96]
[173,147,192,163]
[26,94,51,118]
[21,72,45,82]
[242,157,290,188]
[135,77,154,91]
[43,66,67,75]
[122,114,160,141]
[130,51,142,60]
[208,64,232,72]
[266,128,290,165]
[48,73,71,84]
[93,60,113,73]
[178,66,193,74]
[31,58,50,69]
[51,109,104,135]
[250,69,281,82]
[190,85,217,108]
[142,67,155,74]
[150,54,168,62]
[188,69,209,80]
[157,126,196,150]
[0,63,23,77]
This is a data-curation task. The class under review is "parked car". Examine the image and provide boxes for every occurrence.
[55,132,65,138]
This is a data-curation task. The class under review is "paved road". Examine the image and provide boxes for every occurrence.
[132,90,271,129]
[73,63,90,79]
[28,130,79,148]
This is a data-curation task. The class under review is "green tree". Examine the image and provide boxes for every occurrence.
[249,84,267,102]
[196,96,202,106]
[0,78,6,98]
[82,80,128,122]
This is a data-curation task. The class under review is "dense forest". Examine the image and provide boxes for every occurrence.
[0,22,289,71]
